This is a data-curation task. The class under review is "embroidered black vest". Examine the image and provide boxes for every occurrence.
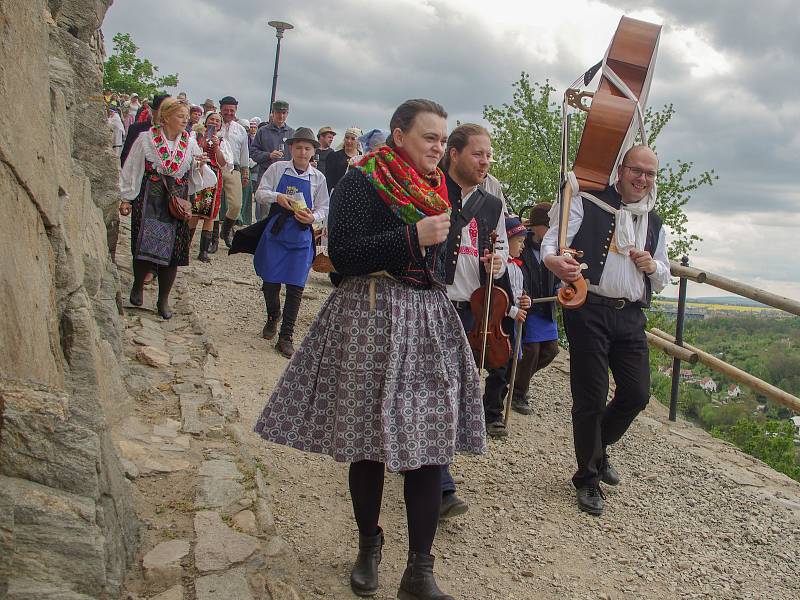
[444,174,504,287]
[570,186,662,305]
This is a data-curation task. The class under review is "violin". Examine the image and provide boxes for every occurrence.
[467,232,511,370]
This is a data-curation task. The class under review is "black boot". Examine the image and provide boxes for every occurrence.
[397,552,453,600]
[198,230,212,263]
[350,528,384,596]
[221,217,236,248]
[275,284,303,358]
[208,221,220,254]
[261,286,281,339]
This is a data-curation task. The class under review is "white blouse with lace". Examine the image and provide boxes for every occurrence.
[119,130,220,200]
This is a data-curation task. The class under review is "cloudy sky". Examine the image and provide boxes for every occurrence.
[103,0,800,301]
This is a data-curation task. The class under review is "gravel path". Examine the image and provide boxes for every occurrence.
[180,245,800,600]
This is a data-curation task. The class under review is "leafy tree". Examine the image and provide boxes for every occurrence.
[483,72,717,258]
[103,33,178,98]
[712,418,800,482]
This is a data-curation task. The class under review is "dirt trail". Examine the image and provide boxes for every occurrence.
[181,248,800,600]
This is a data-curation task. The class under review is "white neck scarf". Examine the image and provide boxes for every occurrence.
[566,171,655,255]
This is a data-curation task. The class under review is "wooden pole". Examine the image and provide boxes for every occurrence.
[646,331,698,363]
[650,328,800,413]
[669,261,800,317]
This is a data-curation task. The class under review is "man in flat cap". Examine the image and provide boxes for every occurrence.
[314,126,336,176]
[250,100,294,221]
[217,96,251,246]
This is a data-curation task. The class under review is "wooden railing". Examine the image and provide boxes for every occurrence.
[647,257,800,420]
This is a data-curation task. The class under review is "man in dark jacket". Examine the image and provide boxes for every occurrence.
[249,100,293,220]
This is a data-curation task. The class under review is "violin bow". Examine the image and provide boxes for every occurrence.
[479,233,498,372]
[503,293,526,429]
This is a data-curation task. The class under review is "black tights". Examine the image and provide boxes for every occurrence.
[349,460,441,554]
[132,259,177,311]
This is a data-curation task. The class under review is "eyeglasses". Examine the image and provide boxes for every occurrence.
[621,164,657,180]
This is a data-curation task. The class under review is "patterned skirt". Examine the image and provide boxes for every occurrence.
[254,276,487,471]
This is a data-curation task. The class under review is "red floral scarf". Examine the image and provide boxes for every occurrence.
[354,146,449,224]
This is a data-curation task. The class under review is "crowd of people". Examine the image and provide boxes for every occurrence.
[112,90,669,599]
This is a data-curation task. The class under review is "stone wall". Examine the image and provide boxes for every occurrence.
[0,1,139,598]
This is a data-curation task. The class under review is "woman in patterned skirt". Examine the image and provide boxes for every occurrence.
[119,97,215,318]
[254,99,485,600]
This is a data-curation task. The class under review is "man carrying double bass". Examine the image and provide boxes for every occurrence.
[542,145,670,516]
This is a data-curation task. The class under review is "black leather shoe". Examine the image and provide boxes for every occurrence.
[275,337,295,358]
[350,528,383,596]
[600,455,620,486]
[397,552,453,600]
[511,398,532,415]
[486,420,508,438]
[439,493,468,520]
[576,485,604,516]
[261,316,280,340]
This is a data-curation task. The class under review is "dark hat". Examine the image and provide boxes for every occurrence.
[527,202,552,227]
[505,216,527,239]
[286,127,319,148]
[152,94,170,111]
[219,96,238,106]
[317,126,336,137]
[271,100,289,112]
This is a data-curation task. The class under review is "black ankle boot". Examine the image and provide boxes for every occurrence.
[208,221,220,254]
[350,528,383,596]
[221,217,236,248]
[398,552,453,600]
[198,230,212,263]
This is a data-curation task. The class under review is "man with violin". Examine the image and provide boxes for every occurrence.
[439,123,509,519]
[542,145,670,516]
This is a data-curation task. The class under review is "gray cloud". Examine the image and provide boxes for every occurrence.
[102,0,800,298]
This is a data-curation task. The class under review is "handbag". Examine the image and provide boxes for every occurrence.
[161,174,192,222]
[311,226,335,273]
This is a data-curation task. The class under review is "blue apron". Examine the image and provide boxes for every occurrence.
[254,169,314,287]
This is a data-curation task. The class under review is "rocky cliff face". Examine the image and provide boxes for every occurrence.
[0,1,139,598]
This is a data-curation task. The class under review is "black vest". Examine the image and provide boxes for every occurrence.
[519,232,556,320]
[444,174,504,287]
[570,186,662,305]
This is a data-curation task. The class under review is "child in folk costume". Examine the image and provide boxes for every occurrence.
[481,216,532,436]
[254,127,330,358]
[509,203,560,414]
[189,112,234,262]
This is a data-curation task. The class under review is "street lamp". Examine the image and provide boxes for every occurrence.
[268,20,294,111]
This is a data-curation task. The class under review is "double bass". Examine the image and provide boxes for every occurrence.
[556,16,661,308]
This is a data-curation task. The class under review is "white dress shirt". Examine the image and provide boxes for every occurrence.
[506,260,525,320]
[446,186,509,302]
[255,160,330,224]
[541,195,670,302]
[221,119,249,167]
[119,132,216,200]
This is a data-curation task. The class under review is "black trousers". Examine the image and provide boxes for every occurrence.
[512,340,560,403]
[563,301,650,488]
[262,282,304,341]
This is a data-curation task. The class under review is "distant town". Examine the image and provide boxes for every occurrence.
[653,296,786,319]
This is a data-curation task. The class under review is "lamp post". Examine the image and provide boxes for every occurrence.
[268,20,294,111]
